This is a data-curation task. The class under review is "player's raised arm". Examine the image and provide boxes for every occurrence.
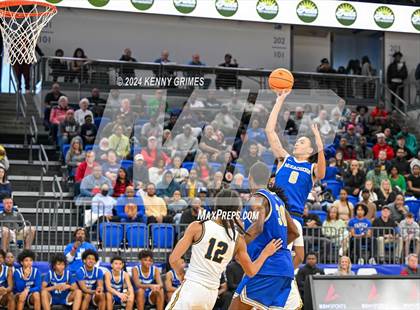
[235,235,281,277]
[265,90,291,160]
[244,195,266,244]
[285,210,299,244]
[169,221,202,275]
[311,123,326,181]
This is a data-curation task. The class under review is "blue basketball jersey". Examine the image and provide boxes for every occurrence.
[134,265,156,285]
[44,270,73,297]
[275,155,314,216]
[110,270,126,293]
[169,269,181,288]
[0,265,9,288]
[76,266,103,290]
[13,267,42,293]
[244,189,294,278]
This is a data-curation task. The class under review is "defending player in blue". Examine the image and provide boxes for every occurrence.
[230,162,300,310]
[0,249,14,310]
[41,253,82,310]
[132,250,164,310]
[164,257,185,303]
[13,250,41,310]
[104,256,134,310]
[76,249,106,310]
[266,90,326,226]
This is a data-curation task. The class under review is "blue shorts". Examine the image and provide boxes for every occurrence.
[134,288,154,305]
[51,291,72,306]
[236,275,293,309]
[113,295,123,305]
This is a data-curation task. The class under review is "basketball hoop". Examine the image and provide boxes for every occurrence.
[0,0,57,65]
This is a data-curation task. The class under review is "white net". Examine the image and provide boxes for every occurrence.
[0,1,56,65]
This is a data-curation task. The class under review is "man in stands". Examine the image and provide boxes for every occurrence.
[80,165,113,198]
[74,98,93,126]
[372,205,400,263]
[87,88,106,118]
[373,133,394,160]
[58,109,79,149]
[49,96,71,144]
[296,253,324,299]
[142,183,170,224]
[44,83,65,130]
[392,148,411,177]
[64,228,97,276]
[348,204,372,264]
[356,136,374,161]
[171,124,198,161]
[119,48,137,79]
[215,53,240,89]
[0,197,35,251]
[370,102,388,122]
[400,253,419,275]
[396,126,418,158]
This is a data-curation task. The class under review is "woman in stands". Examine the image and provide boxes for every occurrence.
[359,180,378,203]
[65,137,85,179]
[334,256,354,275]
[377,179,397,206]
[113,168,131,198]
[331,189,354,223]
[322,206,348,250]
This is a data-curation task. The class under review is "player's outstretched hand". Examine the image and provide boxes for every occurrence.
[262,238,283,256]
[310,123,323,149]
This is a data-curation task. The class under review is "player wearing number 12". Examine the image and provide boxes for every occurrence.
[166,189,282,310]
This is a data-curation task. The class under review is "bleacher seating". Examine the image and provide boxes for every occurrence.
[99,223,124,248]
[151,224,175,249]
[324,180,344,199]
[126,223,148,248]
[348,195,359,206]
[309,210,327,223]
[405,200,420,220]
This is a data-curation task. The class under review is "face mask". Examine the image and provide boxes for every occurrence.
[101,190,109,196]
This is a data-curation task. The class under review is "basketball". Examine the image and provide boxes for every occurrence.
[268,68,294,92]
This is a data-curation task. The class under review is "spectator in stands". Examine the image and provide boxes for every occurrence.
[348,204,372,264]
[50,49,68,82]
[394,136,412,160]
[215,53,240,89]
[143,183,170,224]
[87,88,106,118]
[407,164,420,198]
[372,205,400,264]
[102,150,120,182]
[180,197,203,226]
[129,154,150,187]
[214,105,240,135]
[313,109,333,138]
[149,158,166,185]
[88,183,116,227]
[80,115,97,147]
[370,102,388,122]
[167,190,188,224]
[113,168,131,198]
[343,160,365,197]
[69,48,88,83]
[375,149,392,172]
[141,136,171,169]
[58,109,79,148]
[195,153,212,185]
[146,90,166,118]
[396,126,417,157]
[49,96,70,143]
[376,179,397,207]
[337,137,356,161]
[96,138,110,164]
[64,228,97,275]
[334,256,354,275]
[74,98,93,126]
[391,148,411,177]
[342,124,359,147]
[373,133,394,160]
[108,125,130,159]
[0,165,12,200]
[119,48,137,78]
[400,254,419,275]
[389,166,406,194]
[141,116,163,143]
[170,156,189,184]
[388,194,408,223]
[0,146,9,172]
[356,136,374,161]
[171,125,198,161]
[75,151,97,183]
[116,98,136,125]
[180,168,203,201]
[366,162,388,190]
[237,142,262,174]
[411,150,420,171]
[0,197,35,251]
[200,125,225,161]
[156,170,180,203]
[360,180,379,203]
[332,189,354,222]
[387,51,408,108]
[65,137,85,178]
[80,165,113,198]
[316,58,334,73]
[115,186,145,223]
[399,213,420,259]
[44,84,65,130]
[296,252,324,299]
[302,204,321,227]
[360,189,377,221]
[322,206,348,250]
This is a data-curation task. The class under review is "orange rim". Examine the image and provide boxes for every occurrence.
[0,0,57,19]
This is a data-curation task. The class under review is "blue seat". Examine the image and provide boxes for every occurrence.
[151,224,174,249]
[94,117,110,129]
[324,180,343,199]
[121,160,133,170]
[182,162,195,171]
[309,210,327,223]
[62,144,70,160]
[84,145,94,152]
[405,200,420,221]
[99,223,123,248]
[261,151,276,165]
[126,224,148,248]
[0,203,3,212]
[348,195,359,206]
[376,210,382,218]
[209,162,222,172]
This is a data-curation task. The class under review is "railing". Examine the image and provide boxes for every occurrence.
[33,56,380,103]
[52,175,63,201]
[27,115,38,164]
[38,144,49,196]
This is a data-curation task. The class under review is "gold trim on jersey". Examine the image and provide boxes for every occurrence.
[167,282,184,310]
[240,287,269,310]
[192,221,205,245]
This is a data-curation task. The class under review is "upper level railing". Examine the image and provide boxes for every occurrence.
[33,56,381,104]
